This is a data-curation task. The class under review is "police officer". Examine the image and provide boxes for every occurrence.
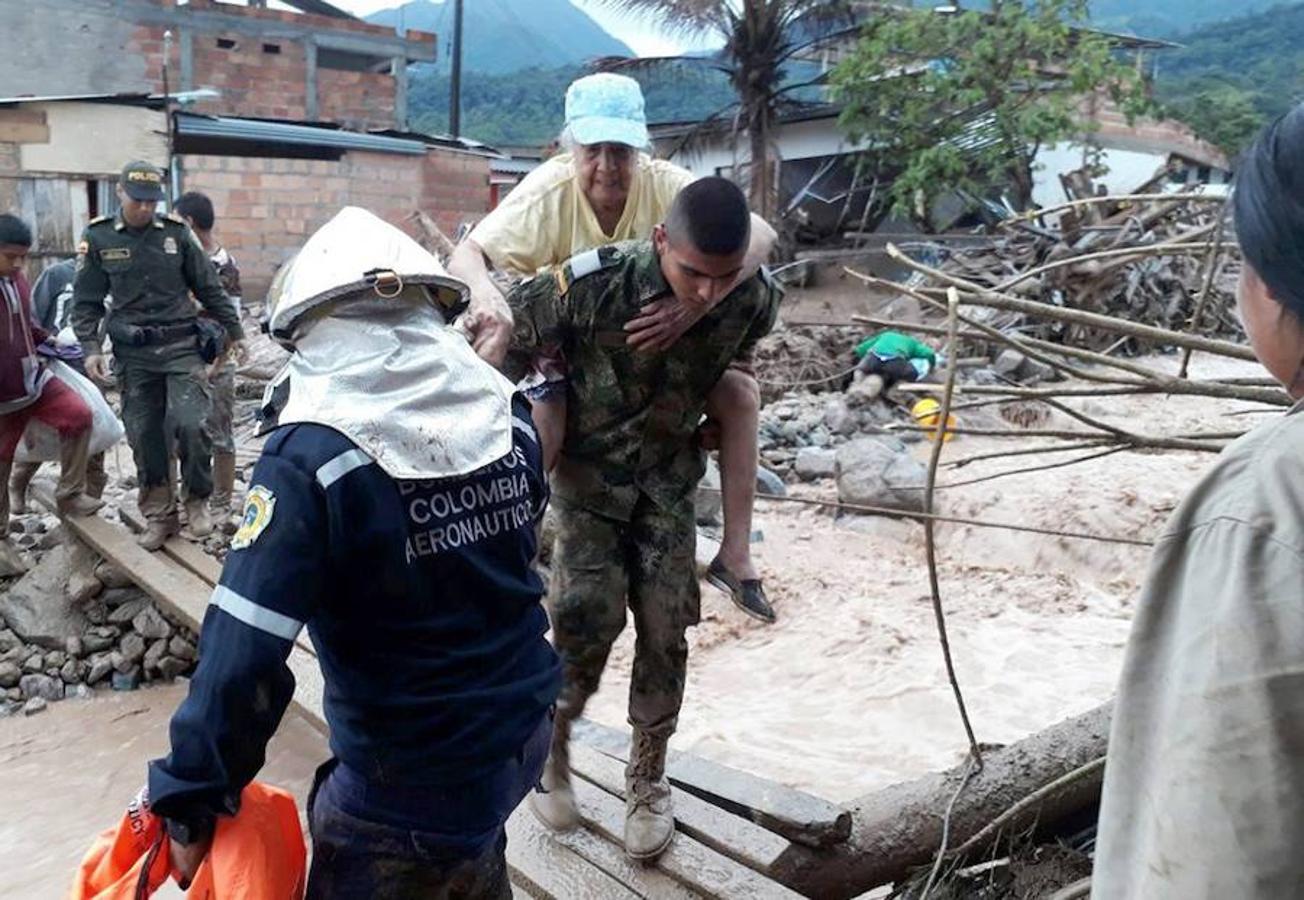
[146,208,560,898]
[508,177,780,860]
[71,161,245,549]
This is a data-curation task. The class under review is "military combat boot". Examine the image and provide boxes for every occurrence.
[138,516,180,551]
[210,451,237,515]
[55,430,104,518]
[624,727,674,860]
[185,497,214,539]
[530,707,580,832]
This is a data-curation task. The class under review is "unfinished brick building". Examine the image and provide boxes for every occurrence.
[1,0,494,298]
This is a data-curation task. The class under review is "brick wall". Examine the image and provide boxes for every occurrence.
[317,70,398,133]
[181,148,490,302]
[187,31,311,122]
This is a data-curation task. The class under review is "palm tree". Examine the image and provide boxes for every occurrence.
[591,0,858,220]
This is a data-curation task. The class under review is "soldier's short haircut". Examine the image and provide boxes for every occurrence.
[0,214,32,248]
[173,192,216,231]
[665,177,750,257]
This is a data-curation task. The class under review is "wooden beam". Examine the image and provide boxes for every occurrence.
[504,809,642,899]
[569,744,792,880]
[570,778,804,899]
[572,719,852,849]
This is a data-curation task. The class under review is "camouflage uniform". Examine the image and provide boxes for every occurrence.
[508,239,780,737]
[71,212,242,524]
[203,246,242,458]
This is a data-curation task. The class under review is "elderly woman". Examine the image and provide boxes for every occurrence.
[450,73,780,623]
[1092,106,1304,898]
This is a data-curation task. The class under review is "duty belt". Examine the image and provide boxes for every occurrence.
[108,320,197,347]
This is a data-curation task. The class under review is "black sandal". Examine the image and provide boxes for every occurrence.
[706,559,776,624]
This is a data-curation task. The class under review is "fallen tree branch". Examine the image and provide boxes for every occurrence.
[882,244,1257,362]
[1002,192,1224,225]
[883,423,1231,452]
[994,226,1217,293]
[1178,200,1230,379]
[937,446,1127,490]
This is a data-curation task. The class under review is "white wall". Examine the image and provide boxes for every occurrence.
[660,116,871,178]
[1031,142,1172,207]
[20,103,167,176]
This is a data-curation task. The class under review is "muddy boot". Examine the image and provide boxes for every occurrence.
[65,537,104,604]
[624,728,675,860]
[9,462,39,515]
[210,451,236,515]
[530,706,580,832]
[54,430,104,518]
[0,458,26,576]
[138,486,179,551]
[86,453,108,500]
[185,497,213,539]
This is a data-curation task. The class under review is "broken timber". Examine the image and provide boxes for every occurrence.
[55,497,807,898]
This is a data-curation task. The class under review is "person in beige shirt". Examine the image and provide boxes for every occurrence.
[1093,104,1304,898]
[450,73,780,623]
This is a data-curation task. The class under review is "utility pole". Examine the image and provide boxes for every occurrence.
[449,0,464,138]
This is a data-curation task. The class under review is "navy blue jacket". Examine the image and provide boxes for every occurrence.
[148,397,561,832]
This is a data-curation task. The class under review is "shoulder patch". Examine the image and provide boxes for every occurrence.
[231,485,276,551]
[165,212,188,226]
[556,245,621,295]
[87,215,112,227]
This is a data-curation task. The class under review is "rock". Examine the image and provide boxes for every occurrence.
[846,374,885,406]
[823,398,857,436]
[158,657,191,680]
[19,673,63,702]
[111,668,141,692]
[0,539,29,576]
[101,588,144,609]
[82,632,115,654]
[0,629,19,652]
[67,683,94,700]
[0,545,86,647]
[695,457,723,526]
[144,638,168,673]
[5,687,19,702]
[835,437,928,513]
[22,696,47,716]
[993,349,1027,378]
[755,466,787,497]
[0,644,24,664]
[167,636,198,662]
[64,636,84,659]
[44,650,66,670]
[794,447,839,481]
[22,653,43,673]
[36,527,65,550]
[118,633,147,666]
[94,562,135,590]
[14,534,38,550]
[132,606,173,641]
[86,654,113,685]
[84,602,108,625]
[108,598,150,624]
[0,661,20,688]
[59,659,83,684]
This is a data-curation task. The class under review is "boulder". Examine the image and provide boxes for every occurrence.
[794,448,838,482]
[112,668,141,692]
[86,654,113,685]
[823,398,857,436]
[144,638,168,673]
[59,659,84,684]
[118,633,147,666]
[167,636,198,662]
[22,653,43,673]
[108,598,150,624]
[132,606,173,641]
[0,661,20,688]
[22,697,47,716]
[158,657,191,680]
[755,466,787,497]
[835,437,928,513]
[0,545,88,649]
[94,563,135,590]
[19,673,63,702]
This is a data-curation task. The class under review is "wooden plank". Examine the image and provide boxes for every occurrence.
[569,743,791,879]
[572,719,852,849]
[551,811,703,900]
[504,808,641,900]
[570,778,804,900]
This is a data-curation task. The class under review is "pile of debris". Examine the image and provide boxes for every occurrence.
[0,540,196,717]
[920,192,1241,353]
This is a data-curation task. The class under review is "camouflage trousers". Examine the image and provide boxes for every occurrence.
[120,363,213,518]
[549,493,700,738]
[206,362,236,455]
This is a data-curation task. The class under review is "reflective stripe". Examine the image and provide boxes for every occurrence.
[569,248,603,280]
[315,448,373,489]
[211,585,303,641]
[512,415,538,445]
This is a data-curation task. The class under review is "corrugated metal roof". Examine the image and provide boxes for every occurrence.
[490,157,540,175]
[175,113,427,155]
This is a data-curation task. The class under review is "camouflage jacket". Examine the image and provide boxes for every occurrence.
[71,211,243,365]
[508,239,781,521]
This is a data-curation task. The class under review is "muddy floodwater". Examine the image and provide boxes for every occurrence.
[0,683,324,899]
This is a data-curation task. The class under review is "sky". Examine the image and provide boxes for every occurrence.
[309,0,719,56]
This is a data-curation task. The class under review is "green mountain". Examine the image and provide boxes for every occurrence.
[1155,3,1304,155]
[1089,0,1288,37]
[366,0,632,75]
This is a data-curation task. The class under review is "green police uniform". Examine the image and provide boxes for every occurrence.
[71,210,244,523]
[508,239,780,738]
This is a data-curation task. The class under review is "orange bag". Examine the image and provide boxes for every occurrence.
[71,782,306,900]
